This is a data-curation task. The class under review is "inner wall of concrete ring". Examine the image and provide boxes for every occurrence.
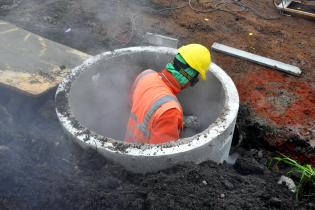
[56,46,239,174]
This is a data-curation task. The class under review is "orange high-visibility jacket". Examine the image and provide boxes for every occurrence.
[125,69,183,144]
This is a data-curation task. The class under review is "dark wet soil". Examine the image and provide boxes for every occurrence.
[0,0,314,209]
[1,86,314,210]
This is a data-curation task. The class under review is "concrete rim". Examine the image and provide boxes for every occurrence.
[55,46,239,157]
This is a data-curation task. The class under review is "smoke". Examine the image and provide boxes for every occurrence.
[0,1,185,208]
[0,0,169,167]
[0,0,225,142]
[0,1,228,208]
[68,49,225,141]
[69,54,152,140]
[0,87,77,206]
[1,0,156,54]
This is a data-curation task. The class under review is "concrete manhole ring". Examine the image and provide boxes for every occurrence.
[55,46,239,173]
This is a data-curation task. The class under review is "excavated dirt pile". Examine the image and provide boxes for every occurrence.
[0,89,313,210]
[0,0,314,209]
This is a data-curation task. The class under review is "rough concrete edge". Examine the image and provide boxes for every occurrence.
[55,46,239,158]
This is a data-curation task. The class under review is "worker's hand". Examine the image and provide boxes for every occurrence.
[183,115,200,131]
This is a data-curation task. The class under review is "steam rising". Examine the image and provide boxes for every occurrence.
[0,1,230,208]
[68,50,225,141]
[1,0,153,54]
[0,1,169,208]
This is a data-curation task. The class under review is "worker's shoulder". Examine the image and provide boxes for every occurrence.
[155,102,182,119]
[134,69,158,83]
[153,107,183,126]
[138,69,157,77]
[143,69,156,72]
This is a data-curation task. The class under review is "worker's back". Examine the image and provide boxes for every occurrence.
[125,69,183,144]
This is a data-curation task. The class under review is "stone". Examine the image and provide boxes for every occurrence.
[234,157,264,175]
[277,175,296,192]
[223,180,234,190]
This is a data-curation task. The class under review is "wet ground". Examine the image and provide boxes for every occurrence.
[1,87,313,209]
[0,0,314,209]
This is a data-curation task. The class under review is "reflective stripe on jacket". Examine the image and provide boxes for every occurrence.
[125,69,183,144]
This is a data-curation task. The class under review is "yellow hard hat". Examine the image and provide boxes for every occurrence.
[178,44,211,80]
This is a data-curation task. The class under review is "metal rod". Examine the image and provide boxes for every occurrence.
[211,42,302,76]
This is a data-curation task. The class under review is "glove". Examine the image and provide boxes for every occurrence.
[183,115,200,131]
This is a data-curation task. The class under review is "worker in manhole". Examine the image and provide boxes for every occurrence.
[125,44,211,144]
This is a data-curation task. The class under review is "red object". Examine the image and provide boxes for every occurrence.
[125,69,183,144]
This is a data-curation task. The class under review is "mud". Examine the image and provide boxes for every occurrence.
[0,0,314,209]
[237,105,315,165]
[0,89,313,209]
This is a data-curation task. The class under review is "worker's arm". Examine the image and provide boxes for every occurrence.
[150,108,183,144]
